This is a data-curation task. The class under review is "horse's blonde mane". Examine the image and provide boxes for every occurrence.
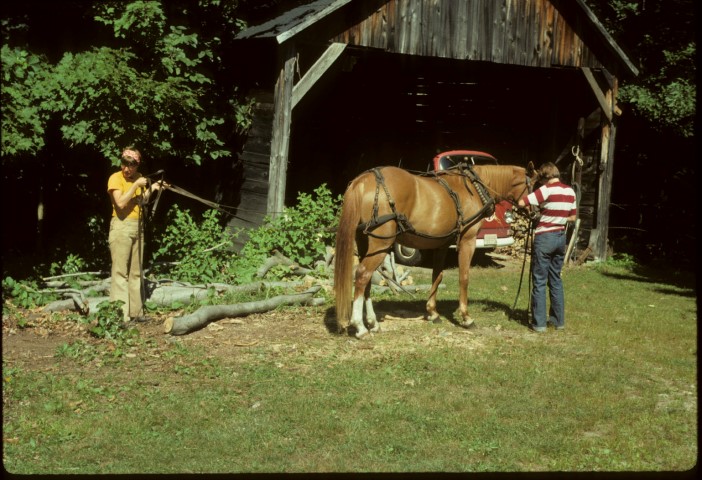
[430,164,524,199]
[476,165,521,194]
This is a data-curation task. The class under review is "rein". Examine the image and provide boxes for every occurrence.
[510,211,535,322]
[133,173,242,316]
[508,172,538,323]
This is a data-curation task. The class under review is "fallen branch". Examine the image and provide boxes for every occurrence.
[372,284,445,294]
[43,278,110,290]
[164,285,323,336]
[43,296,108,314]
[575,246,592,266]
[41,271,109,281]
[256,250,313,278]
[42,280,304,314]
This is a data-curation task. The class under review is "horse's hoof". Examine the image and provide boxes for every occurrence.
[355,329,371,339]
[425,313,440,323]
[458,320,476,329]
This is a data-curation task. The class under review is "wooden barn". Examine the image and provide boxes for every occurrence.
[229,0,638,261]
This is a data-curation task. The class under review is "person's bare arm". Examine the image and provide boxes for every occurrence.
[110,177,147,210]
[109,178,165,215]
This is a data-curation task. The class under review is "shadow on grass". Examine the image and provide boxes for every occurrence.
[323,297,531,336]
[598,264,696,298]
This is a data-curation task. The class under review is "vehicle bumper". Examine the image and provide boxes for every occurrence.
[476,235,515,249]
[447,235,516,249]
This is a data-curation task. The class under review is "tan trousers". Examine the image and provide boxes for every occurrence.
[109,217,143,320]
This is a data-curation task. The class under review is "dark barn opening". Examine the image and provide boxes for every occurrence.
[287,49,599,202]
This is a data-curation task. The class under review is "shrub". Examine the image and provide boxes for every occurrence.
[230,184,342,283]
[148,184,342,285]
[1,277,57,309]
[150,205,235,284]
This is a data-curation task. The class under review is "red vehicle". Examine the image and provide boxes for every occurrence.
[393,150,516,266]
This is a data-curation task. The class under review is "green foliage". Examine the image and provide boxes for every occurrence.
[585,0,696,138]
[150,185,340,286]
[0,45,53,156]
[231,184,342,284]
[1,277,56,309]
[619,42,696,138]
[49,254,88,277]
[55,340,96,362]
[597,252,638,271]
[2,1,252,162]
[151,205,234,283]
[233,94,256,134]
[89,300,139,344]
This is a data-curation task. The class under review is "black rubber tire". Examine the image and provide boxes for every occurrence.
[393,243,423,266]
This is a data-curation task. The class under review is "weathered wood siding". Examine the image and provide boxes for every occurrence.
[228,90,274,250]
[331,0,601,70]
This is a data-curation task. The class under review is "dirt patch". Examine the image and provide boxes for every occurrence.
[2,254,528,372]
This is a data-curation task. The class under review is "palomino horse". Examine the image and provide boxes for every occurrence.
[334,163,537,338]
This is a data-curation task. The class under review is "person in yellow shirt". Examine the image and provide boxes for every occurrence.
[107,147,165,322]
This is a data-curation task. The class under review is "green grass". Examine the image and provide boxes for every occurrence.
[2,261,697,474]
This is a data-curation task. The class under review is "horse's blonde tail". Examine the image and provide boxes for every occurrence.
[334,182,362,333]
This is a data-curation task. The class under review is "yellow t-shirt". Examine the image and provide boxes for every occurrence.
[107,171,143,219]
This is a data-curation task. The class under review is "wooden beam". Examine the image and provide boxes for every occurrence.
[276,0,352,44]
[589,77,619,261]
[582,67,612,122]
[572,0,639,77]
[291,42,346,109]
[267,44,296,218]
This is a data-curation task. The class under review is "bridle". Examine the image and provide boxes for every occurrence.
[479,166,536,214]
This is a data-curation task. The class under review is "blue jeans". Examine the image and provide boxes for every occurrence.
[531,230,566,328]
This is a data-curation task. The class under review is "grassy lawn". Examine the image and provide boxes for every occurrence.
[2,260,697,474]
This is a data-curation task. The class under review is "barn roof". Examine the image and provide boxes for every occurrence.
[235,0,347,44]
[235,0,638,77]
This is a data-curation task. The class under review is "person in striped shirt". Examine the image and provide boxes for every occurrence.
[518,162,577,333]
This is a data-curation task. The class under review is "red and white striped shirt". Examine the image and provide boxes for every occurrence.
[522,181,577,235]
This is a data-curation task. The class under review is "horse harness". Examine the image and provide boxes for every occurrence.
[359,165,497,245]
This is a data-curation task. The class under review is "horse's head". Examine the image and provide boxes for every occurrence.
[501,162,538,203]
[471,163,538,204]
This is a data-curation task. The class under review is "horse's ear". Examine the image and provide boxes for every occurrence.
[526,161,536,176]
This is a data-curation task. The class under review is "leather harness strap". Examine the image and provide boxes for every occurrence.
[359,166,497,243]
[363,168,417,239]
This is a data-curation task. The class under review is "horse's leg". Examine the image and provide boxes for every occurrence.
[456,237,477,328]
[425,246,448,321]
[364,281,380,333]
[351,247,388,338]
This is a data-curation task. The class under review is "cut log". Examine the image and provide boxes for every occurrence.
[164,285,322,335]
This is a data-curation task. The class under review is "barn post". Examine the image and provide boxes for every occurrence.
[268,42,297,218]
[587,72,619,261]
